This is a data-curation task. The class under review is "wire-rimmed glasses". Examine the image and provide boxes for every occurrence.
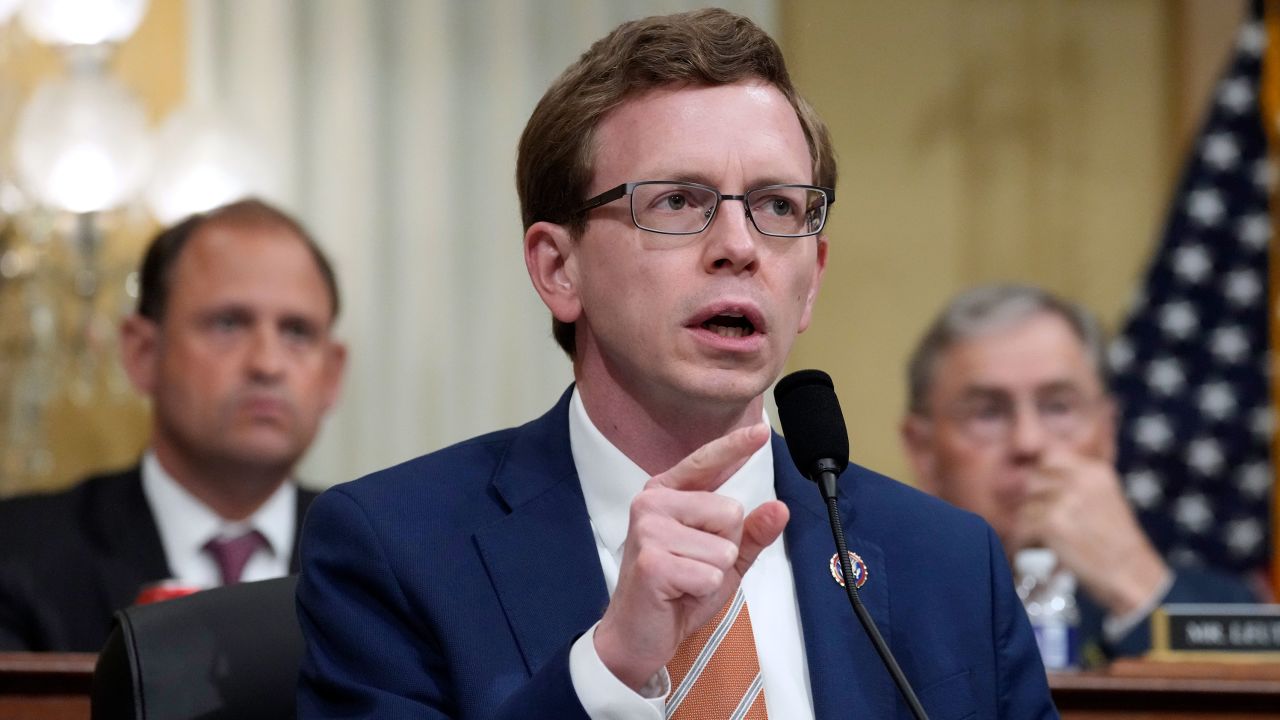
[943,390,1106,445]
[573,180,834,239]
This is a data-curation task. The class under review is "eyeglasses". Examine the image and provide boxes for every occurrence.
[573,180,835,238]
[941,391,1104,445]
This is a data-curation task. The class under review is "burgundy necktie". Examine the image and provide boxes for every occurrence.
[203,530,267,585]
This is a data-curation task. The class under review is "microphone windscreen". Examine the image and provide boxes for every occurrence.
[774,369,850,478]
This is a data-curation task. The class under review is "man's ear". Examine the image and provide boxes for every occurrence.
[524,221,582,324]
[900,414,938,492]
[119,314,160,397]
[320,340,348,412]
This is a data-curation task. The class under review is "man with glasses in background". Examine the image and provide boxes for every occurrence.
[901,283,1256,662]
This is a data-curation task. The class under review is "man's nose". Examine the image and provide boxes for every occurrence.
[1009,402,1048,458]
[246,326,287,379]
[702,198,760,273]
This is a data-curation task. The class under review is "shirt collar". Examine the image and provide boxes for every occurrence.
[141,450,296,563]
[568,387,776,557]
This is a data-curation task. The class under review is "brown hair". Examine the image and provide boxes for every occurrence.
[137,198,340,323]
[516,8,837,357]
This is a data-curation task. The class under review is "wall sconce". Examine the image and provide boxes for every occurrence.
[14,66,152,214]
[0,0,266,493]
[19,0,146,46]
[146,104,265,225]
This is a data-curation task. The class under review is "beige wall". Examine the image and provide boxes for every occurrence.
[781,0,1244,483]
[4,0,1245,493]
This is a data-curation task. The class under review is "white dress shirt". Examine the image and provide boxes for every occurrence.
[565,389,815,719]
[140,451,296,587]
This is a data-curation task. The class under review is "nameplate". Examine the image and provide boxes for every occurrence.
[1150,604,1280,660]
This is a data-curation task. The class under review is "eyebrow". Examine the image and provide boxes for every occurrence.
[196,304,253,320]
[955,386,1012,403]
[1034,381,1088,397]
[642,172,809,190]
[956,380,1088,401]
[195,303,330,326]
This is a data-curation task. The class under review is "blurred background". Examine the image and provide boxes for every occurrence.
[0,0,1249,494]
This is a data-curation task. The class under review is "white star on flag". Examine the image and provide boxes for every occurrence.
[1134,414,1174,452]
[1202,132,1241,171]
[1226,518,1264,557]
[1108,337,1135,373]
[1250,405,1274,439]
[1236,212,1271,250]
[1252,158,1276,191]
[1218,76,1255,114]
[1186,437,1225,475]
[1223,268,1262,306]
[1147,357,1186,396]
[1197,382,1237,420]
[1173,244,1212,282]
[1237,461,1271,499]
[1175,494,1214,534]
[1187,188,1227,226]
[1125,469,1162,509]
[1237,21,1266,57]
[1210,326,1249,363]
[1159,302,1198,339]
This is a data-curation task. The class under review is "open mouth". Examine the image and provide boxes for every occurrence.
[701,312,756,338]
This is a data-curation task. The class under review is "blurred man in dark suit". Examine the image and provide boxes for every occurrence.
[0,198,346,651]
[901,283,1255,661]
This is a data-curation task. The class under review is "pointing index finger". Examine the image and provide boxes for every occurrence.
[651,424,770,493]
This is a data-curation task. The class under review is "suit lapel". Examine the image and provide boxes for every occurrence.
[471,407,905,703]
[290,489,318,573]
[85,467,172,612]
[474,390,610,674]
[774,436,896,719]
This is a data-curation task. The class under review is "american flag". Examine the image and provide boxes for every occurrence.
[1111,9,1274,576]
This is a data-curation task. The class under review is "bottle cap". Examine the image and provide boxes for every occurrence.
[1013,548,1057,579]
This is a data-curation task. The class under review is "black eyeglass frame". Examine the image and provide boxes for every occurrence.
[572,180,837,238]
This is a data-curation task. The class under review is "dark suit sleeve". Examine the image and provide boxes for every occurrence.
[1103,565,1259,658]
[0,566,35,650]
[295,488,589,719]
[0,500,50,651]
[986,526,1060,719]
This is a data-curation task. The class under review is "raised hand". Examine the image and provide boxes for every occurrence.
[593,423,790,690]
[1013,448,1169,617]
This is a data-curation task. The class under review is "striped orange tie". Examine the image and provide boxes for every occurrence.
[665,588,768,719]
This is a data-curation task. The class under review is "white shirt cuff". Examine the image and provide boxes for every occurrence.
[1102,569,1176,644]
[569,622,669,719]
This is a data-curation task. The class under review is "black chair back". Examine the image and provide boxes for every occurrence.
[91,575,302,720]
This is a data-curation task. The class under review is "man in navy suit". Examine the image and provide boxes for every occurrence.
[0,199,346,651]
[900,284,1257,663]
[297,9,1057,718]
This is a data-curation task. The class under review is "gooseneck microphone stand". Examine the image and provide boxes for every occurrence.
[776,370,929,720]
[815,463,929,720]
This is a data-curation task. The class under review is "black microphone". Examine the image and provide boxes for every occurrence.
[774,369,849,502]
[775,370,930,720]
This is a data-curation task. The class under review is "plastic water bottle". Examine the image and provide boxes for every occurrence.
[1014,548,1080,670]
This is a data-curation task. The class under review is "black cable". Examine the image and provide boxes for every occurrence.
[823,491,929,720]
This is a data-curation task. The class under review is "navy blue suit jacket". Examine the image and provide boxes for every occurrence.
[297,389,1057,719]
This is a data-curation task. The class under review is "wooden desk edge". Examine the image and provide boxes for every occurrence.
[0,653,96,694]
